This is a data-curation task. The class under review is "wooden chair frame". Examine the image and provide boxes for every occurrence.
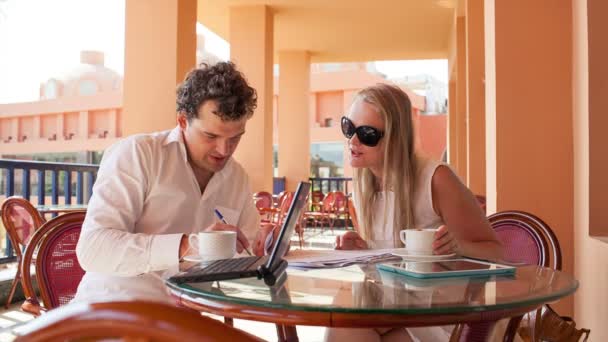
[20,212,85,316]
[14,301,264,342]
[453,210,563,342]
[0,197,46,308]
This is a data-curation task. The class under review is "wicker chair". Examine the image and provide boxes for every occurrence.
[0,197,46,308]
[14,301,264,342]
[20,212,85,316]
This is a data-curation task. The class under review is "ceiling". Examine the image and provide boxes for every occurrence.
[197,0,456,63]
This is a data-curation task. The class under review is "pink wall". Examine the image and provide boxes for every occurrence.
[316,91,343,127]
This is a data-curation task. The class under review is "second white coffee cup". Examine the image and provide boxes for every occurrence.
[399,228,437,254]
[189,231,236,261]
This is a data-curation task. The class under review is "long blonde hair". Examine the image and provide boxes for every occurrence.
[352,83,417,247]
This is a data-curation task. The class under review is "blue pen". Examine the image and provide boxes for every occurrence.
[214,209,252,256]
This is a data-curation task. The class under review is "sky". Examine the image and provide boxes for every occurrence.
[0,0,446,104]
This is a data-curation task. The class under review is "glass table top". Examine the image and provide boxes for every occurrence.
[166,263,578,315]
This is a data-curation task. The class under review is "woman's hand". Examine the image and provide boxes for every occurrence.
[335,231,368,250]
[432,225,460,255]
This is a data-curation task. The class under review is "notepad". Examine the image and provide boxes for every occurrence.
[285,249,402,269]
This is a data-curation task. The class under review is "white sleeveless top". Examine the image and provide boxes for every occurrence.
[353,157,446,249]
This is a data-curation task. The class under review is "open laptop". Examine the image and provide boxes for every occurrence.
[169,181,311,286]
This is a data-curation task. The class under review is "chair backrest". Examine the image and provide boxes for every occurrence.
[488,210,562,270]
[321,192,336,212]
[1,197,46,255]
[253,191,273,210]
[21,212,86,314]
[311,190,325,204]
[275,191,294,224]
[332,191,348,212]
[14,301,264,342]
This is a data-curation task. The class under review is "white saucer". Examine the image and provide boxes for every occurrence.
[182,255,202,263]
[389,248,456,261]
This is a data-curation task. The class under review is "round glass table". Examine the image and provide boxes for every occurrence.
[166,264,578,341]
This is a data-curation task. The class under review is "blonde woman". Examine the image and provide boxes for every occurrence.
[326,83,504,342]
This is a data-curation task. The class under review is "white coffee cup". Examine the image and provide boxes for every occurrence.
[399,228,437,254]
[189,231,236,261]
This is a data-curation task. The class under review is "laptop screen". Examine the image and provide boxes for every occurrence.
[265,182,311,270]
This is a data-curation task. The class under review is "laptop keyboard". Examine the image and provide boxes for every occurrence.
[197,256,265,274]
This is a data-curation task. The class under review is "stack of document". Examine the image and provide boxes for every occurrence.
[284,249,402,269]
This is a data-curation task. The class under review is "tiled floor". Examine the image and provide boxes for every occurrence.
[0,303,35,342]
[0,228,346,341]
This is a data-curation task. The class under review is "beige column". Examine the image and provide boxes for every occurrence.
[56,114,64,140]
[78,111,88,139]
[456,16,468,182]
[123,0,197,136]
[574,0,608,338]
[32,116,41,140]
[277,51,310,191]
[9,118,18,142]
[108,109,118,138]
[465,0,485,195]
[447,80,457,168]
[485,0,573,315]
[230,5,274,193]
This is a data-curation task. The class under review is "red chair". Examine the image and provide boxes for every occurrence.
[310,190,325,211]
[254,191,275,223]
[332,191,349,229]
[454,210,566,342]
[253,191,273,211]
[20,212,85,316]
[14,301,264,342]
[303,191,337,232]
[0,197,46,308]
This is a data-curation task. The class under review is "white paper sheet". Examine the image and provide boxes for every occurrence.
[284,248,402,269]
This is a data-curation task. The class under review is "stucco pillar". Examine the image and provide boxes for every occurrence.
[123,0,197,135]
[456,16,468,182]
[448,80,457,168]
[230,5,274,193]
[485,0,573,315]
[78,111,88,139]
[277,51,310,191]
[465,0,485,195]
[573,0,608,338]
[56,114,64,141]
[32,117,41,140]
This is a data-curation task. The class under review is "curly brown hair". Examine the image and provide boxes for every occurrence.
[176,62,257,121]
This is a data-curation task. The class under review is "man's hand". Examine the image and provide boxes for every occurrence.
[335,231,368,250]
[178,234,196,260]
[205,222,250,254]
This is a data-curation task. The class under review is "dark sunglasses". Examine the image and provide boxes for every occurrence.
[341,116,385,147]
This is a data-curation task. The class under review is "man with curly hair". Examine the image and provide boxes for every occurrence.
[74,62,263,302]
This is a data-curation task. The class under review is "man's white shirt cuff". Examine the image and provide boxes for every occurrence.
[149,233,183,271]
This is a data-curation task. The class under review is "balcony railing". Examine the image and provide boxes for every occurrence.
[309,177,353,195]
[0,159,99,263]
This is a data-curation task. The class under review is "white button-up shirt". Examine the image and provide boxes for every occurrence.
[73,126,259,303]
